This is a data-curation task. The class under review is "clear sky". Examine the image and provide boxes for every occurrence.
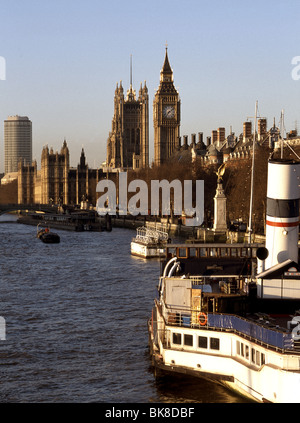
[0,0,300,172]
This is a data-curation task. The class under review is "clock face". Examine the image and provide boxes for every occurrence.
[163,105,175,119]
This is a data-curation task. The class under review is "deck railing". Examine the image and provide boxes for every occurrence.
[134,226,169,244]
[165,243,262,260]
[162,304,294,352]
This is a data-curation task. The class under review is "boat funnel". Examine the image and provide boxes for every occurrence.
[264,159,300,270]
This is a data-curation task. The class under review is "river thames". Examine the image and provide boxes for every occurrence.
[0,216,250,403]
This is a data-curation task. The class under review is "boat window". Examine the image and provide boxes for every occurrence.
[256,350,261,366]
[184,334,193,347]
[240,343,244,357]
[236,341,240,355]
[167,248,176,257]
[189,248,197,258]
[199,248,206,257]
[210,337,220,350]
[231,248,237,257]
[198,336,208,349]
[220,248,227,257]
[251,348,265,366]
[245,345,249,360]
[238,341,250,358]
[178,248,187,258]
[241,248,247,257]
[251,348,255,363]
[210,248,217,257]
[172,333,182,345]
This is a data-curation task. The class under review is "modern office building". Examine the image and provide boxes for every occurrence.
[4,115,32,174]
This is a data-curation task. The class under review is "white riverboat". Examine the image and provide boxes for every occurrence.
[131,226,169,258]
[148,158,300,403]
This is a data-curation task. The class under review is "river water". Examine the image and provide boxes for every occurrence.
[0,216,249,403]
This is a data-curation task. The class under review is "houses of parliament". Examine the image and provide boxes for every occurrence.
[16,48,183,206]
[12,48,296,206]
[106,48,180,169]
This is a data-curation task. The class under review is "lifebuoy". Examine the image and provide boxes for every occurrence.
[198,312,207,326]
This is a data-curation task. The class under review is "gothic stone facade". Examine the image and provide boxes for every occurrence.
[153,48,181,165]
[106,80,149,170]
[18,140,105,206]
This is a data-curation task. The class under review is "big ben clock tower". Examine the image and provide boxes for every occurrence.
[153,48,181,166]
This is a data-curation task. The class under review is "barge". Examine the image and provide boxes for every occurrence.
[18,210,112,232]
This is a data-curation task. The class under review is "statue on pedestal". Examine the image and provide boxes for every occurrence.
[213,163,227,232]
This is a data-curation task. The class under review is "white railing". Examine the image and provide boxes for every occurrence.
[135,226,169,244]
[161,302,295,352]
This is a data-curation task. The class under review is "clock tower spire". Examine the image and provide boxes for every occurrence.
[160,46,173,82]
[153,48,181,166]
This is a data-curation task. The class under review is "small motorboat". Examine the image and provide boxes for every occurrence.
[37,224,60,244]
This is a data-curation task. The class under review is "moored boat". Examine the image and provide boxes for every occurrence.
[131,226,169,258]
[148,158,300,403]
[19,209,109,232]
[37,224,60,244]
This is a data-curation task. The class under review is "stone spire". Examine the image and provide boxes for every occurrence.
[160,46,173,83]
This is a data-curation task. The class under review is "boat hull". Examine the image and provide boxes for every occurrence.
[40,234,60,243]
[148,312,300,403]
[37,228,60,243]
[130,241,165,258]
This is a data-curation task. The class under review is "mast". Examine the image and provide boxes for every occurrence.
[130,54,133,89]
[280,109,284,159]
[248,100,258,244]
[127,54,135,101]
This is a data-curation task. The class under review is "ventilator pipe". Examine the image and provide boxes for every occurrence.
[168,261,181,277]
[163,257,178,277]
[158,276,163,293]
